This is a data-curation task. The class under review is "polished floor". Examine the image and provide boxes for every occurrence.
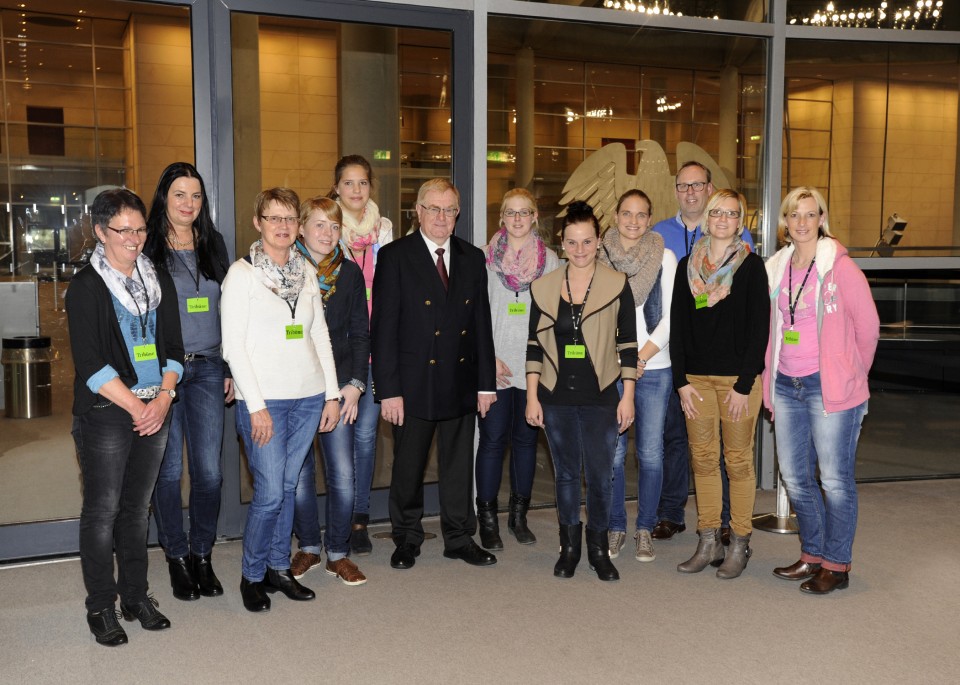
[1,479,957,684]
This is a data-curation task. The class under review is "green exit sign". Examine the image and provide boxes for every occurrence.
[373,149,391,160]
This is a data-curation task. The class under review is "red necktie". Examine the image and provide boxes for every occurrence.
[435,248,449,291]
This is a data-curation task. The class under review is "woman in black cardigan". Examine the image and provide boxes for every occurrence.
[670,189,769,580]
[67,188,184,646]
[289,196,371,586]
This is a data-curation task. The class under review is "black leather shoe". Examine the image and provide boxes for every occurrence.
[800,568,849,595]
[773,560,822,581]
[120,596,171,631]
[720,526,732,547]
[443,539,497,566]
[167,555,200,601]
[87,607,128,646]
[190,553,224,597]
[650,520,686,540]
[240,578,271,612]
[263,568,315,601]
[390,543,420,570]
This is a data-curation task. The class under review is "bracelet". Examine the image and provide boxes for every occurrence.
[348,378,366,393]
[638,358,648,367]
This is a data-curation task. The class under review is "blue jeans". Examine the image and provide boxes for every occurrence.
[475,387,539,501]
[73,401,169,611]
[774,372,865,571]
[610,368,672,532]
[542,404,619,530]
[293,400,356,562]
[237,395,323,581]
[152,355,225,558]
[352,368,380,516]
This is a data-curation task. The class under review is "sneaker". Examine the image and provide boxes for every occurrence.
[290,551,322,580]
[634,529,656,562]
[608,531,626,559]
[325,558,367,586]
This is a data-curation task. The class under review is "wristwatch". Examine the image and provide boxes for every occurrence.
[348,378,366,394]
[162,388,177,399]
[638,358,648,368]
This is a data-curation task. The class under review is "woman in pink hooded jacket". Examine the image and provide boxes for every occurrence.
[762,187,879,595]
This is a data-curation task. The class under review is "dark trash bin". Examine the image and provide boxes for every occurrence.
[2,336,57,418]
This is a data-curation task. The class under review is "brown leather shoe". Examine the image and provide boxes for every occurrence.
[800,568,849,595]
[773,559,821,581]
[651,520,686,540]
[290,551,322,580]
[325,558,367,586]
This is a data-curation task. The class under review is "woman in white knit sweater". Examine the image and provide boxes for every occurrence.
[221,187,340,613]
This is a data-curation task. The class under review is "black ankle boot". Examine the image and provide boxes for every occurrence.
[190,552,224,597]
[263,568,315,601]
[350,513,373,556]
[87,607,128,646]
[507,492,536,545]
[240,578,270,613]
[586,528,620,581]
[476,498,503,551]
[167,555,199,601]
[554,522,582,578]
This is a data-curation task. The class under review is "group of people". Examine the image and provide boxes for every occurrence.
[67,154,879,648]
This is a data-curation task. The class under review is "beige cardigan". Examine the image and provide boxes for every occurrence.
[526,261,638,393]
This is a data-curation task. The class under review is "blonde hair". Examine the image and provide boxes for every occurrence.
[703,189,747,237]
[300,196,342,227]
[777,186,834,244]
[415,178,460,210]
[499,188,539,230]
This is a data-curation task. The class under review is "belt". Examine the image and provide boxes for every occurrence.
[133,386,161,399]
[184,353,210,361]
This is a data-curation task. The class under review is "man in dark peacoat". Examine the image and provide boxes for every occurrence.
[371,178,498,570]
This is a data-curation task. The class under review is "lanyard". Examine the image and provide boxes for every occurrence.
[172,248,201,295]
[684,227,696,256]
[787,257,816,329]
[563,265,595,346]
[123,262,150,339]
[347,245,368,274]
[284,297,299,320]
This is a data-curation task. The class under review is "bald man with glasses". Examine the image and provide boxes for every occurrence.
[371,178,498,570]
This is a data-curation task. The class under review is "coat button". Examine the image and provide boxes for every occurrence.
[435,330,441,336]
[429,359,436,365]
[460,330,467,336]
[459,357,465,363]
[425,300,431,306]
[464,299,470,304]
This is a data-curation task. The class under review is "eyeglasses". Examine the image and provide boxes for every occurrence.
[707,208,742,219]
[105,226,148,239]
[676,182,708,193]
[261,215,299,226]
[419,204,459,218]
[503,208,534,218]
[618,211,649,222]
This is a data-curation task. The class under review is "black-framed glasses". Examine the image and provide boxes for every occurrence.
[676,182,707,192]
[105,226,148,238]
[707,208,741,219]
[503,208,534,218]
[419,204,458,218]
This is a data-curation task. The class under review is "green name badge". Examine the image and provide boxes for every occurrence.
[695,293,709,309]
[285,324,304,340]
[133,344,158,362]
[784,330,800,345]
[366,287,372,301]
[564,344,586,359]
[508,302,527,316]
[186,297,210,313]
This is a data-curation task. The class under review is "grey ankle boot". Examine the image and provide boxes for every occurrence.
[677,528,725,573]
[716,531,752,579]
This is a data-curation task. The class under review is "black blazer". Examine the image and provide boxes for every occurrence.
[371,231,496,421]
[321,258,369,388]
[66,264,185,415]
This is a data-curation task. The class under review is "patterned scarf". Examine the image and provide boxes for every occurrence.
[250,240,306,306]
[295,240,343,303]
[485,228,547,293]
[338,198,383,253]
[686,235,750,307]
[90,242,162,314]
[598,227,664,306]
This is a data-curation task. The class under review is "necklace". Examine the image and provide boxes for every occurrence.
[168,229,194,248]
